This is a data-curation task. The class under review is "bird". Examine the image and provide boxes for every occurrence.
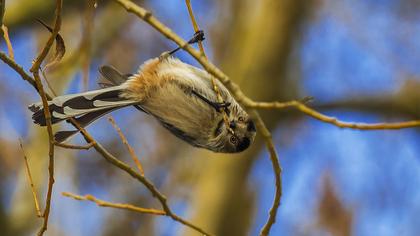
[29,32,256,153]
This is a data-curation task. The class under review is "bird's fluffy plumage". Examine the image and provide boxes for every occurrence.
[29,57,256,153]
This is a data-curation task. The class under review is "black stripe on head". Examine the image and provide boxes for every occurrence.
[214,119,224,136]
[236,137,250,152]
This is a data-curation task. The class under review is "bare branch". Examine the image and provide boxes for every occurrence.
[185,0,206,57]
[29,1,63,235]
[1,24,14,59]
[249,100,420,130]
[62,191,212,234]
[108,116,145,176]
[250,111,282,235]
[62,192,165,216]
[54,141,94,150]
[19,140,42,218]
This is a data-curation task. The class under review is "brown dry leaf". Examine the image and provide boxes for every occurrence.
[36,19,66,70]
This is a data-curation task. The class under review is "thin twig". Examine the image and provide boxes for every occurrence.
[62,191,209,233]
[30,1,62,235]
[40,68,57,97]
[248,100,420,130]
[250,111,282,235]
[62,192,165,215]
[33,25,55,236]
[1,24,14,59]
[54,141,95,150]
[19,139,42,218]
[185,0,206,57]
[108,116,145,176]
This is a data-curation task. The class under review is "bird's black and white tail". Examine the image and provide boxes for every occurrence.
[28,66,138,142]
[29,86,136,126]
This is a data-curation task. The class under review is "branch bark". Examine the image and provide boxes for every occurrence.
[30,1,62,235]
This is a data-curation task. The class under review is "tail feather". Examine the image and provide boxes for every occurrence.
[29,85,136,126]
[29,65,142,143]
[54,130,79,143]
[54,107,118,143]
[99,65,130,86]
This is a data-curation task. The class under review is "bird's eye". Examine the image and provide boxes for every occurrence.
[230,136,238,144]
[238,117,245,122]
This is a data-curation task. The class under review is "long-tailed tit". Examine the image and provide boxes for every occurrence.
[29,32,256,153]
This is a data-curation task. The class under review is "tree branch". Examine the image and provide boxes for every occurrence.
[108,116,145,176]
[1,24,14,59]
[54,141,95,150]
[62,192,165,216]
[248,100,420,130]
[61,191,212,234]
[31,1,62,235]
[19,140,42,218]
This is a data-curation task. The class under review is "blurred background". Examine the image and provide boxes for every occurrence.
[0,0,419,235]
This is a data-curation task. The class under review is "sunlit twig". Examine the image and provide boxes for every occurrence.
[28,0,63,235]
[62,192,165,215]
[1,24,14,59]
[54,141,95,150]
[108,116,145,176]
[248,100,420,130]
[19,139,42,218]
